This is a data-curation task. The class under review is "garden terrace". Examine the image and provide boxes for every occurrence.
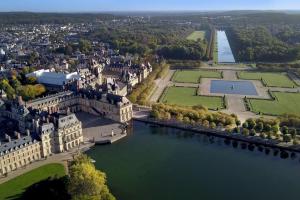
[172,70,222,84]
[159,86,225,110]
[238,72,297,88]
[247,92,300,116]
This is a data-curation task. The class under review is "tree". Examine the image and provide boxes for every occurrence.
[283,134,292,143]
[271,125,279,134]
[210,122,217,129]
[0,79,15,99]
[264,124,272,132]
[289,128,297,138]
[79,39,92,54]
[281,126,289,135]
[26,76,37,84]
[68,154,115,200]
[236,120,241,127]
[242,122,248,129]
[250,129,256,136]
[255,122,264,132]
[183,117,190,124]
[242,128,250,136]
[246,119,256,129]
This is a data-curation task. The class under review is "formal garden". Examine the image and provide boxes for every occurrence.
[237,72,297,88]
[246,92,300,116]
[172,70,222,83]
[159,86,225,110]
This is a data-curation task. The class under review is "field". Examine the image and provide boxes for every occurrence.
[249,92,300,115]
[238,72,296,88]
[160,87,224,110]
[172,70,222,83]
[186,31,206,41]
[0,163,66,200]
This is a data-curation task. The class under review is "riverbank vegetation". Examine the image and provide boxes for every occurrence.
[128,61,169,105]
[151,103,237,129]
[5,155,116,200]
[238,118,300,144]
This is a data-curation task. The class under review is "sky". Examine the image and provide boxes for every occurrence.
[1,0,300,12]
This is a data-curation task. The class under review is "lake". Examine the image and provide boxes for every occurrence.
[210,80,258,95]
[217,30,236,63]
[87,121,300,200]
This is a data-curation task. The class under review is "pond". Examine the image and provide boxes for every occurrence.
[217,31,236,63]
[86,121,300,200]
[210,80,258,95]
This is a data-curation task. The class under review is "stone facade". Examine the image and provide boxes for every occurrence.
[0,89,132,176]
[26,90,133,123]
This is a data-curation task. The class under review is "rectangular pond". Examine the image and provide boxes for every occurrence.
[210,80,258,95]
[217,30,236,63]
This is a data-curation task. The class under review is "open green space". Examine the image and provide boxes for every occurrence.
[249,92,300,116]
[172,70,222,83]
[0,163,66,200]
[160,87,224,110]
[238,72,296,88]
[186,31,206,41]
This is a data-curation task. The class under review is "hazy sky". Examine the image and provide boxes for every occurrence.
[1,0,300,12]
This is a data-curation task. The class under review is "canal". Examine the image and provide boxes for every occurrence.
[87,121,300,200]
[217,30,236,63]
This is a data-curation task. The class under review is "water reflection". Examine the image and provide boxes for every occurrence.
[217,30,235,63]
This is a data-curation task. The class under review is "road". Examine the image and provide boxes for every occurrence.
[149,70,175,103]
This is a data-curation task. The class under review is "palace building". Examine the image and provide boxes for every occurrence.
[0,88,133,176]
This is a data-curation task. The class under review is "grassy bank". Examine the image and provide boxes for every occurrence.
[0,163,66,200]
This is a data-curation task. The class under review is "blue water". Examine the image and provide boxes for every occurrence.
[211,80,258,95]
[87,121,300,200]
[217,31,236,63]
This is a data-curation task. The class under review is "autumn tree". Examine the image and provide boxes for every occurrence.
[68,154,115,200]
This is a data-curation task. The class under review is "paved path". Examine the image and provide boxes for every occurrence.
[222,70,237,80]
[149,70,175,102]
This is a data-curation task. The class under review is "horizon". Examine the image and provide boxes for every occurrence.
[1,0,300,12]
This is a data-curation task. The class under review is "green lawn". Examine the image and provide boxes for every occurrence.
[0,163,66,200]
[249,92,300,116]
[186,31,206,41]
[160,87,224,110]
[172,70,222,83]
[238,72,296,88]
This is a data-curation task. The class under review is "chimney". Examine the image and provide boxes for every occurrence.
[26,129,30,136]
[14,131,21,139]
[5,134,11,142]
